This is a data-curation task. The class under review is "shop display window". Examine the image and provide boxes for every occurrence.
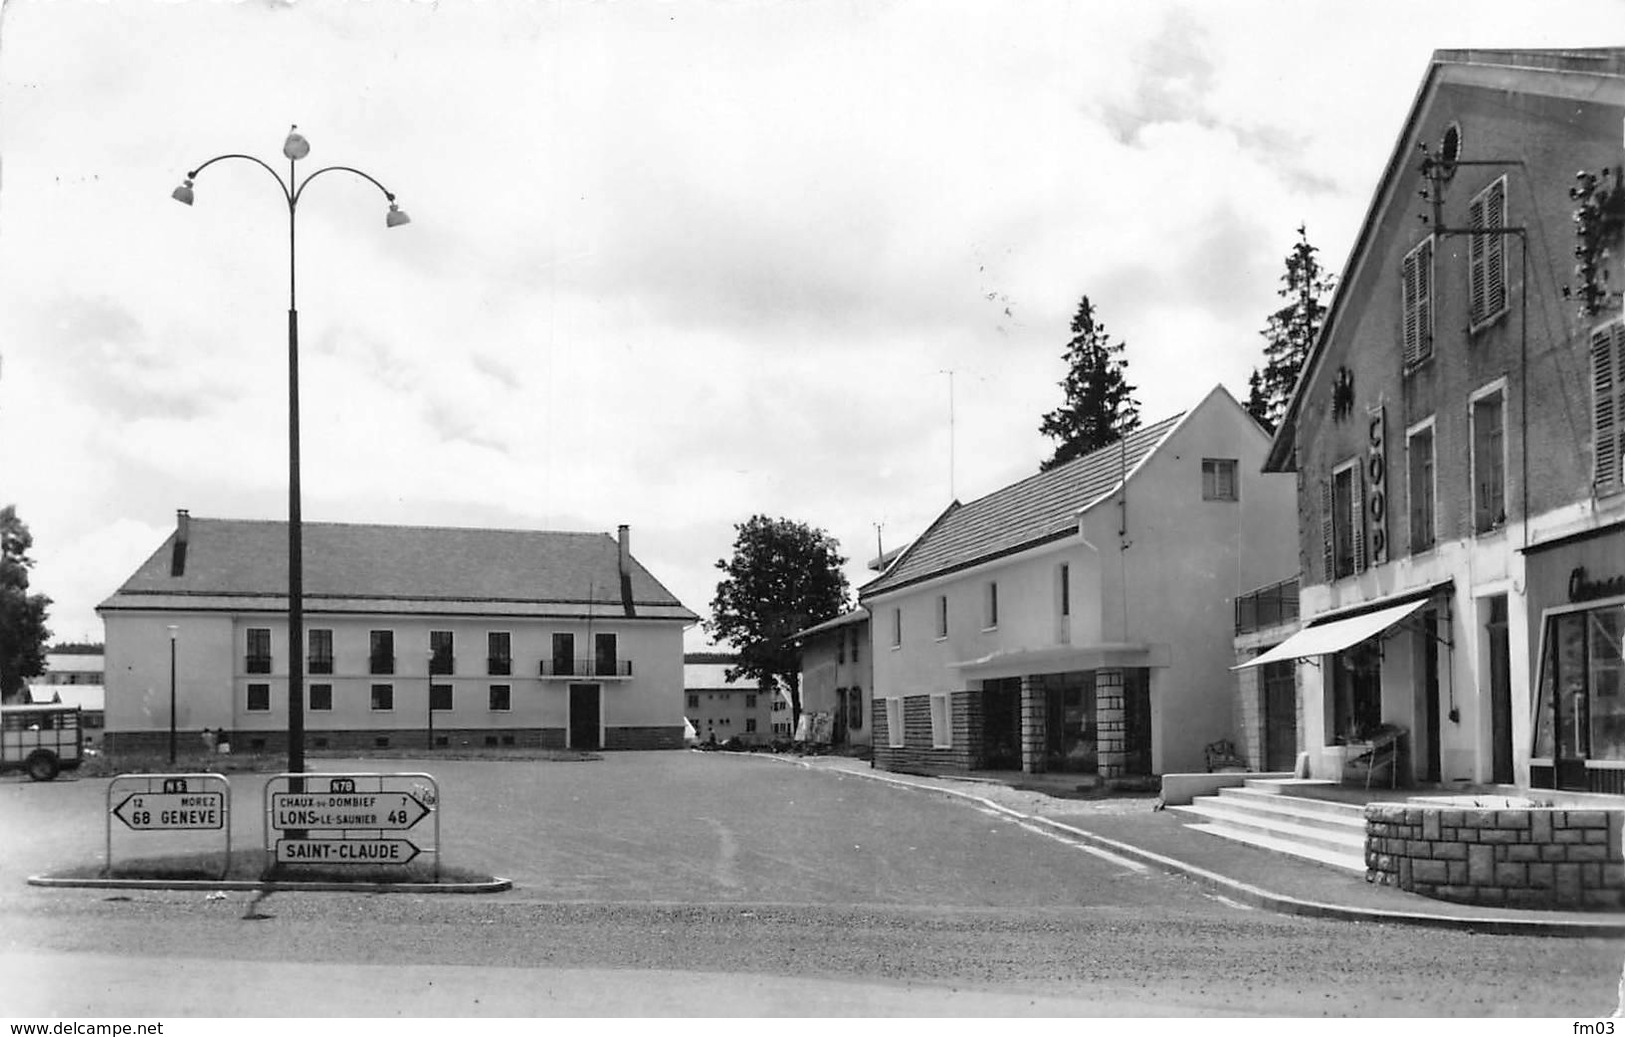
[1533,603,1625,763]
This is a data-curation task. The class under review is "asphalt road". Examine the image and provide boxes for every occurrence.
[0,751,1620,1016]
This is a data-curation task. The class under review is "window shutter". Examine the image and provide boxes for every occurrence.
[1320,478,1335,583]
[1468,192,1487,324]
[1597,323,1621,490]
[1351,466,1367,573]
[1486,179,1507,318]
[1416,238,1433,361]
[1402,249,1419,365]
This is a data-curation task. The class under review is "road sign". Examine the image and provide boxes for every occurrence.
[113,791,225,831]
[275,837,420,865]
[269,791,430,831]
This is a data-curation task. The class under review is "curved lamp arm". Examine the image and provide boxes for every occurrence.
[174,153,293,206]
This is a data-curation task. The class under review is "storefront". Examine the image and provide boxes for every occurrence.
[1525,521,1625,793]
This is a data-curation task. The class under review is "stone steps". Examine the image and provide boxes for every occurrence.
[1169,778,1367,874]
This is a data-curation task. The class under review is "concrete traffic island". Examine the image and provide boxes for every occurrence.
[1366,797,1624,910]
[28,849,512,894]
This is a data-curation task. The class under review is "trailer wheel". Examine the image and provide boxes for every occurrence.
[26,751,59,782]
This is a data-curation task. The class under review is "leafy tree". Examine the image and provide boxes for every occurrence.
[0,505,52,703]
[708,516,850,732]
[1039,295,1141,472]
[1251,225,1336,432]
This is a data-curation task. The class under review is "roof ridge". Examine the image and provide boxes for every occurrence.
[186,516,612,538]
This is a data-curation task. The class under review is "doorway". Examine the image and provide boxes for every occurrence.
[1422,609,1441,783]
[1262,660,1297,771]
[1486,595,1514,784]
[1123,669,1152,776]
[981,678,1021,770]
[569,683,601,750]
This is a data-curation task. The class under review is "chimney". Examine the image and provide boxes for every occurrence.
[617,525,636,618]
[170,509,190,577]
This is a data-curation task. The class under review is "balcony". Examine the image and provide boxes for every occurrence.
[487,657,512,676]
[308,657,334,675]
[369,654,395,676]
[539,658,633,680]
[245,654,272,675]
[1235,577,1299,636]
[429,654,455,676]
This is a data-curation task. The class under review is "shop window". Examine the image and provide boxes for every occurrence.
[1534,604,1625,765]
[1471,387,1506,533]
[1407,421,1435,553]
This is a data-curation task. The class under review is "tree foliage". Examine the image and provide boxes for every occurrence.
[1250,225,1336,433]
[707,515,850,730]
[0,505,52,702]
[1038,295,1141,472]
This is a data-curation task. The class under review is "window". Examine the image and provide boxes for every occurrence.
[891,608,902,648]
[851,627,860,663]
[687,693,699,709]
[1407,421,1436,553]
[371,683,394,711]
[1472,387,1506,533]
[849,687,863,730]
[246,628,272,674]
[838,635,845,664]
[488,632,512,676]
[984,582,999,629]
[1059,563,1071,617]
[309,683,332,711]
[1323,461,1364,581]
[246,683,270,712]
[594,633,619,676]
[1468,176,1508,330]
[488,684,510,712]
[885,698,904,748]
[1402,236,1435,366]
[930,693,951,748]
[551,633,575,676]
[430,684,453,712]
[745,718,757,733]
[430,631,454,675]
[1593,321,1625,494]
[1202,458,1239,501]
[935,595,948,639]
[746,693,757,709]
[308,629,333,674]
[370,630,395,675]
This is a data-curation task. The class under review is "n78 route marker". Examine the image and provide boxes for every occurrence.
[270,791,430,831]
[114,791,225,831]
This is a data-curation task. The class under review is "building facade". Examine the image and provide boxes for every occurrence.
[98,513,695,755]
[1255,49,1625,792]
[791,609,872,749]
[862,386,1295,778]
[683,652,775,746]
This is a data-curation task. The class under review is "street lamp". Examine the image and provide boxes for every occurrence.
[173,126,409,775]
[167,625,178,766]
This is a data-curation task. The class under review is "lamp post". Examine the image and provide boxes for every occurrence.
[173,127,409,775]
[167,625,178,766]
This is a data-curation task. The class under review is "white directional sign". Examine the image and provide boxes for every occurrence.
[269,791,430,831]
[114,791,225,831]
[275,837,421,865]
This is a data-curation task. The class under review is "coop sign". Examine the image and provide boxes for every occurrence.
[1366,405,1389,566]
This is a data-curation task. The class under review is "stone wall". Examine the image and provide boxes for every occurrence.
[1365,801,1625,910]
[871,692,977,774]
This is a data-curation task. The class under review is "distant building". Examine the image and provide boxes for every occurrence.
[791,609,872,748]
[28,650,107,742]
[98,512,695,755]
[861,386,1295,778]
[683,652,774,745]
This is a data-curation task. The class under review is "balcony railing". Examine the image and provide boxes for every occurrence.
[308,657,334,675]
[245,654,272,674]
[539,658,633,679]
[1235,577,1299,636]
[487,657,512,676]
[369,654,396,676]
[429,654,455,676]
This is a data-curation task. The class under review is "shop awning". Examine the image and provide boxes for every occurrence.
[1232,598,1430,670]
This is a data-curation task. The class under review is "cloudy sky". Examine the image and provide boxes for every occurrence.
[0,0,1615,650]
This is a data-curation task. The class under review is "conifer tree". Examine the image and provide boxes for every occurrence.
[1038,295,1141,472]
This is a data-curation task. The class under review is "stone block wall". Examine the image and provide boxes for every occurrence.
[1096,669,1125,779]
[1366,802,1625,910]
[871,692,977,774]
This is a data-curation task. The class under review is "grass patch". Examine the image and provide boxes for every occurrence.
[48,847,497,886]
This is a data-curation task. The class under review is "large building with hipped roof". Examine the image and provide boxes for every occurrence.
[98,512,696,755]
[859,385,1295,779]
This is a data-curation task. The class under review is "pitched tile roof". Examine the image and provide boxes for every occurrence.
[790,608,869,641]
[860,413,1184,598]
[98,518,696,622]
